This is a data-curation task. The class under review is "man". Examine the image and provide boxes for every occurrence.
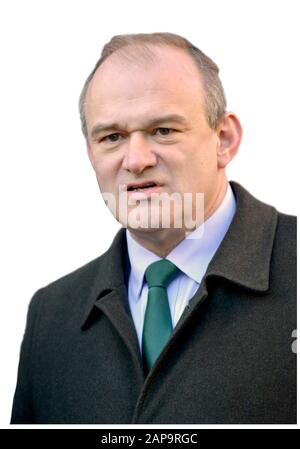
[11,32,296,424]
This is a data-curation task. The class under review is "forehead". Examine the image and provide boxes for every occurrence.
[85,45,205,126]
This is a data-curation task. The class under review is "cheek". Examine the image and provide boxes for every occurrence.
[162,144,187,170]
[173,143,218,191]
[189,138,218,172]
[93,158,119,192]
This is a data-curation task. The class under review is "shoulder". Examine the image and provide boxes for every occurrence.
[231,180,296,237]
[276,211,296,231]
[27,254,106,322]
[273,211,296,259]
[267,210,297,302]
[26,228,126,323]
[40,254,105,296]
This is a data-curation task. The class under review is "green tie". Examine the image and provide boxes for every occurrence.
[142,259,180,370]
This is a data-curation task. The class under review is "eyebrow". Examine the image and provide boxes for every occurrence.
[90,114,188,139]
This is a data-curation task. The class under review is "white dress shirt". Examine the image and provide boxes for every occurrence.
[126,183,236,351]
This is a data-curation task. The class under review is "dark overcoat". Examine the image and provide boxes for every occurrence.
[11,182,297,424]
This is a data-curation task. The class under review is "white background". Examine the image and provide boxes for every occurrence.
[0,0,299,427]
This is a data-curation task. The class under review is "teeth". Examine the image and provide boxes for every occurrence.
[130,183,156,191]
[135,187,150,191]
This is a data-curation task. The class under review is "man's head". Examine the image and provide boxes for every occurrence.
[79,32,242,246]
[79,33,227,141]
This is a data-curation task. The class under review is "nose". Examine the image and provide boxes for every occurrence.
[121,132,157,175]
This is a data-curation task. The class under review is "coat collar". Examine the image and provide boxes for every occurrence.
[81,181,278,329]
[80,228,130,329]
[205,181,278,291]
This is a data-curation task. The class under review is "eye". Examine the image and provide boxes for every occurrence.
[155,127,174,136]
[102,133,122,143]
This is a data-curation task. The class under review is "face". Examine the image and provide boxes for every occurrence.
[85,46,229,235]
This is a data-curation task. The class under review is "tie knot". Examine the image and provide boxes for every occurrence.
[145,259,180,289]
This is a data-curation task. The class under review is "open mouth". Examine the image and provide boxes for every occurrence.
[127,182,158,192]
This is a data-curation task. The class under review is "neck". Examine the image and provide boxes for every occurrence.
[128,178,229,258]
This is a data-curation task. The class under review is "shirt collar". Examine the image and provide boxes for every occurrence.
[126,182,236,301]
[126,228,161,302]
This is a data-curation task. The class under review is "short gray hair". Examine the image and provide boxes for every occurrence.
[79,32,227,140]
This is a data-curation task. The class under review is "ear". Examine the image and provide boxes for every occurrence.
[216,112,243,168]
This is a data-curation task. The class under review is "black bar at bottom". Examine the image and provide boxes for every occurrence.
[0,428,293,447]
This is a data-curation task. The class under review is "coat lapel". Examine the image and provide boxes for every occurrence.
[80,228,145,379]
